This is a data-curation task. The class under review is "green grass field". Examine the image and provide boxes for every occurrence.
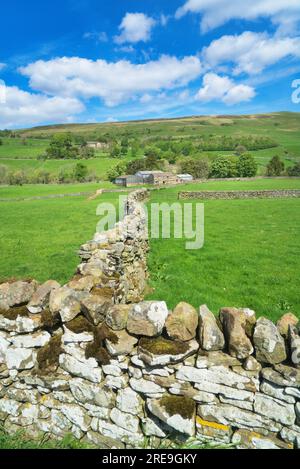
[0,137,50,159]
[1,112,299,179]
[0,178,299,321]
[0,156,129,181]
[0,190,120,284]
[146,186,300,322]
[0,182,115,200]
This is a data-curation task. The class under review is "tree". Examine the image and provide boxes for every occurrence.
[0,138,3,146]
[179,158,210,179]
[110,144,121,158]
[145,153,161,170]
[73,163,88,182]
[130,140,139,158]
[120,137,129,156]
[236,153,257,177]
[235,144,247,156]
[79,146,95,159]
[126,159,146,174]
[46,133,79,159]
[288,161,300,176]
[266,156,284,176]
[163,150,176,164]
[107,162,127,182]
[210,156,238,178]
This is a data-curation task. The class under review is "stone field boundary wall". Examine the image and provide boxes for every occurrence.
[0,189,300,450]
[178,190,300,200]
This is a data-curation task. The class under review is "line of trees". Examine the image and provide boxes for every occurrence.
[0,163,98,185]
[108,152,258,181]
[41,133,96,160]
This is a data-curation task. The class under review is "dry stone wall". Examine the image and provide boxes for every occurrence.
[0,190,300,449]
[179,190,300,200]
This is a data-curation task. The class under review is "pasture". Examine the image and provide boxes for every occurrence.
[1,112,299,179]
[0,178,299,321]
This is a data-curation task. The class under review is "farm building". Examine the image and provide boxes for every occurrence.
[135,171,180,185]
[114,175,143,187]
[147,172,180,185]
[86,141,109,149]
[114,171,180,187]
[177,174,194,182]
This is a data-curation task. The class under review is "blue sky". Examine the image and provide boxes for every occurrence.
[0,0,300,128]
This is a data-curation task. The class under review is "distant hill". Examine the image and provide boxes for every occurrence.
[19,112,300,139]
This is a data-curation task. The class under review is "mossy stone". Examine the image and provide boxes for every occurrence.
[41,309,61,330]
[85,323,118,365]
[65,315,94,334]
[0,306,29,320]
[139,337,189,356]
[160,395,195,420]
[37,334,62,373]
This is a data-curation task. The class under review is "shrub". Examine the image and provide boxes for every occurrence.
[266,156,284,176]
[107,162,127,182]
[109,144,121,158]
[79,146,95,159]
[30,169,52,184]
[0,164,8,183]
[8,170,27,186]
[73,163,88,182]
[287,161,300,176]
[236,153,257,177]
[179,157,210,179]
[210,156,238,178]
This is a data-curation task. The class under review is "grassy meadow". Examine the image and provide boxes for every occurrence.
[0,112,299,179]
[0,189,120,284]
[0,178,299,321]
[146,186,300,322]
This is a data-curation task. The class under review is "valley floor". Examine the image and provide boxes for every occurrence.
[0,178,299,322]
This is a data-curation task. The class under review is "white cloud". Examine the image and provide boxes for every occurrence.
[222,84,256,105]
[19,55,202,107]
[114,13,156,44]
[175,0,300,34]
[115,45,135,53]
[160,14,170,26]
[0,85,84,128]
[203,31,300,75]
[105,117,118,123]
[83,31,108,43]
[196,73,255,104]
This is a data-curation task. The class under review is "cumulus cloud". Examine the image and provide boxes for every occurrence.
[19,55,202,107]
[175,0,300,34]
[196,73,255,104]
[0,85,84,128]
[114,13,156,44]
[203,31,300,75]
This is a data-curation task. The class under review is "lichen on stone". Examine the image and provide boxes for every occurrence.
[37,334,62,373]
[160,395,195,420]
[91,286,113,298]
[139,336,189,356]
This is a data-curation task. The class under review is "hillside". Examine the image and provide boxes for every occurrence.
[0,112,299,181]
